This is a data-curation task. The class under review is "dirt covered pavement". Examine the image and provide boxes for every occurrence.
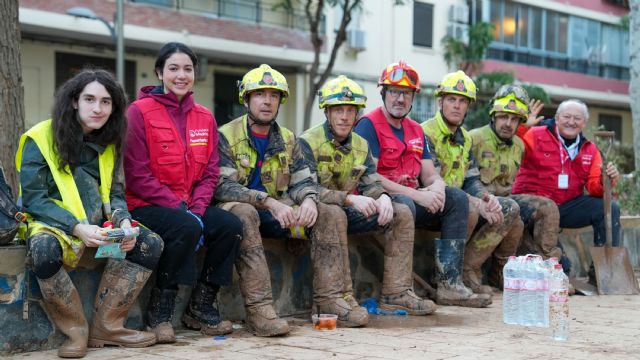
[8,293,640,359]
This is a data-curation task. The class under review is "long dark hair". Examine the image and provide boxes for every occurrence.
[154,42,198,79]
[51,69,127,171]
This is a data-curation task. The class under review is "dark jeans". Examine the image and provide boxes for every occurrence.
[131,206,242,289]
[393,187,469,240]
[28,227,163,280]
[558,195,621,247]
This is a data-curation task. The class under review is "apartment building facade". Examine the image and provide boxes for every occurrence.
[18,0,630,140]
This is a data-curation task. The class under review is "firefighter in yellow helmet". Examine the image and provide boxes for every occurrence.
[470,85,562,287]
[298,75,436,317]
[422,71,522,295]
[215,65,363,334]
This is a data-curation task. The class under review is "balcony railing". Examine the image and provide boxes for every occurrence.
[130,0,324,33]
[487,47,630,81]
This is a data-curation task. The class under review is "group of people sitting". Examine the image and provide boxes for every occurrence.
[15,41,620,358]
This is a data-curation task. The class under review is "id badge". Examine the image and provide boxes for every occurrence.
[558,174,569,189]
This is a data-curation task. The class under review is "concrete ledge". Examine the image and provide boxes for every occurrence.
[2,216,639,355]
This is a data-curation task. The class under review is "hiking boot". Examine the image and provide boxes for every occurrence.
[88,259,156,349]
[146,287,177,344]
[245,304,290,337]
[182,282,232,336]
[380,289,436,315]
[316,297,368,328]
[38,268,88,358]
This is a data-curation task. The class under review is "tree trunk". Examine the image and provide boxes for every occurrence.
[631,0,640,172]
[0,0,25,195]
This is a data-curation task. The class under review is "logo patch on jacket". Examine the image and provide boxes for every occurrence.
[189,128,209,146]
[581,154,593,167]
[407,137,424,156]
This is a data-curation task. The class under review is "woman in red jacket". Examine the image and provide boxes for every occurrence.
[124,42,242,343]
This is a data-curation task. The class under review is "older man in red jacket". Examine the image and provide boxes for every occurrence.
[512,99,620,278]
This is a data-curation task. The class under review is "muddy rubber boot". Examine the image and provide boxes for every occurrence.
[146,287,177,344]
[435,238,492,308]
[38,268,88,358]
[379,202,436,315]
[182,282,233,335]
[88,259,156,348]
[245,304,290,336]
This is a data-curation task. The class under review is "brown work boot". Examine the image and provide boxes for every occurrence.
[146,287,177,343]
[245,304,290,336]
[316,297,369,327]
[462,269,493,295]
[88,259,156,348]
[380,289,436,315]
[38,268,88,358]
[435,238,492,308]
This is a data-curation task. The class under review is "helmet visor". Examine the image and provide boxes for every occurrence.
[389,67,419,88]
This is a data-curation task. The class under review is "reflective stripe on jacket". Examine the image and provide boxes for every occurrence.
[512,123,603,205]
[469,124,523,196]
[299,122,368,193]
[16,119,115,267]
[126,97,214,210]
[218,115,295,198]
[422,111,472,188]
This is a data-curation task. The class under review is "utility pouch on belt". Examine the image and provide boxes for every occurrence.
[0,168,26,246]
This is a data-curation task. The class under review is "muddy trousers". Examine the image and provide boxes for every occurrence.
[394,187,469,240]
[511,194,562,260]
[130,206,242,289]
[28,229,163,280]
[464,197,523,292]
[343,196,415,296]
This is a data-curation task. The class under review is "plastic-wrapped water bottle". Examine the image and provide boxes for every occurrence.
[533,257,550,327]
[502,256,520,325]
[549,264,570,340]
[520,258,538,326]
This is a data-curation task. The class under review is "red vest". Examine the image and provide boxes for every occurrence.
[365,107,424,189]
[126,98,214,209]
[512,125,599,205]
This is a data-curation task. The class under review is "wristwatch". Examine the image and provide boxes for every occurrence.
[304,193,319,204]
[255,192,269,205]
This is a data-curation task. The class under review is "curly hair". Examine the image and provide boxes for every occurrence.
[51,69,127,171]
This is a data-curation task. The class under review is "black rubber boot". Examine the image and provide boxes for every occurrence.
[182,282,232,335]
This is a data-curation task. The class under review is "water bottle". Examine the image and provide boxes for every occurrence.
[533,257,550,327]
[520,258,538,326]
[502,256,520,325]
[549,264,570,340]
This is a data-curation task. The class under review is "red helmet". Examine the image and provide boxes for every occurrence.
[378,61,421,93]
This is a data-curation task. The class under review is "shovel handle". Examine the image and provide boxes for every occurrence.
[596,130,615,248]
[593,131,615,138]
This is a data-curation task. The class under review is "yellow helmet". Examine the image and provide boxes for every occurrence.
[490,85,530,120]
[434,70,477,101]
[238,64,289,104]
[317,75,367,109]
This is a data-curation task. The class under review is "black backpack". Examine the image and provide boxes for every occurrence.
[0,167,25,245]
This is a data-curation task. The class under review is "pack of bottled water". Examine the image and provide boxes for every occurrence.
[503,254,556,327]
